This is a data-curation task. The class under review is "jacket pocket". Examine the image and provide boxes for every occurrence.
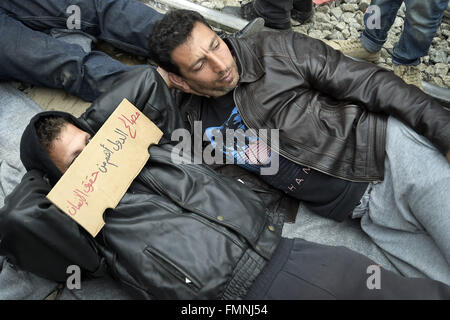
[143,246,202,293]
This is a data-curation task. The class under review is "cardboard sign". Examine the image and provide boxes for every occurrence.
[47,99,163,237]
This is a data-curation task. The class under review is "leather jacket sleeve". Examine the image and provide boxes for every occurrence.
[79,66,184,142]
[0,170,104,282]
[289,33,450,155]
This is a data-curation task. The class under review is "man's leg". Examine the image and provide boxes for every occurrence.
[224,0,313,30]
[360,117,450,285]
[324,0,402,62]
[246,238,450,299]
[0,0,163,56]
[391,0,448,66]
[0,10,138,101]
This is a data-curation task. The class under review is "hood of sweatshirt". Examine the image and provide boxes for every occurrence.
[20,111,94,186]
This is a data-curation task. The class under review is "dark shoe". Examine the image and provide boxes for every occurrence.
[292,0,314,24]
[223,2,291,30]
[291,7,314,24]
[241,2,291,30]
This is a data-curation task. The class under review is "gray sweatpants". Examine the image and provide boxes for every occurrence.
[353,116,450,285]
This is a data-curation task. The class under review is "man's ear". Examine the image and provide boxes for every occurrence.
[168,72,191,93]
[168,72,211,98]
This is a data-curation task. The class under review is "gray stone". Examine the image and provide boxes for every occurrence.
[317,22,333,31]
[336,21,347,32]
[314,12,330,24]
[328,30,345,40]
[381,48,390,59]
[432,76,444,87]
[201,1,217,9]
[308,30,323,39]
[341,4,359,12]
[330,7,343,20]
[430,49,448,64]
[350,28,359,38]
[342,28,351,39]
[378,63,393,71]
[342,12,356,21]
[316,5,330,15]
[441,75,450,88]
[425,65,435,76]
[393,16,404,28]
[350,22,363,31]
[434,63,449,78]
[322,30,333,39]
[359,2,370,13]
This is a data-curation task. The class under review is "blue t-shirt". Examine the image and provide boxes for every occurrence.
[200,92,368,221]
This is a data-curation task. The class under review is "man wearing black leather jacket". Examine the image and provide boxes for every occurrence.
[148,10,450,284]
[2,68,450,299]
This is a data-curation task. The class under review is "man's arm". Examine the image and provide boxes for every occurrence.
[79,66,184,137]
[289,33,450,158]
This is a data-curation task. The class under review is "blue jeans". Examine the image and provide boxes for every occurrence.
[0,0,162,101]
[360,0,449,65]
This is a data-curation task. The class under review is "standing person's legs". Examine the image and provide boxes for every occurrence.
[252,0,313,23]
[246,238,450,299]
[360,0,404,53]
[0,11,140,101]
[252,0,293,22]
[359,117,450,285]
[0,0,163,56]
[391,0,449,65]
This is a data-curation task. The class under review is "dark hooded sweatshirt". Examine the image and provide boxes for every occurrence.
[0,111,106,282]
[20,111,95,186]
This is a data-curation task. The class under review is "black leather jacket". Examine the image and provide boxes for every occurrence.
[0,67,285,299]
[178,31,450,182]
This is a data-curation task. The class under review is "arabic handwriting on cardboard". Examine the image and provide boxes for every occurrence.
[47,98,163,237]
[65,110,141,217]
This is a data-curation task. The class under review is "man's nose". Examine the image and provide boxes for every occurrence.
[209,54,227,74]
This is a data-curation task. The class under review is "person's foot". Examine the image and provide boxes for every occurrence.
[393,64,424,90]
[291,7,314,24]
[323,38,380,62]
[240,2,291,30]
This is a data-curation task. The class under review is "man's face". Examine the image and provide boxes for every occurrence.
[171,21,239,98]
[48,123,91,173]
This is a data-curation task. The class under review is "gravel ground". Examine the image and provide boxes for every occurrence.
[192,0,450,89]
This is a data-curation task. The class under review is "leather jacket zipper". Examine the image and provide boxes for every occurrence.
[144,247,201,292]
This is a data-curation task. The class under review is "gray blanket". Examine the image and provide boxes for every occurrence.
[0,82,398,300]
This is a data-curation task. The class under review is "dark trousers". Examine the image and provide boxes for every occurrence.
[253,0,313,22]
[246,238,450,299]
[0,0,162,101]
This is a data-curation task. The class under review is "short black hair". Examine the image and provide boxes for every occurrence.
[35,116,70,153]
[148,9,211,75]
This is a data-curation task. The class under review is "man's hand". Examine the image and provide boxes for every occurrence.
[447,150,450,162]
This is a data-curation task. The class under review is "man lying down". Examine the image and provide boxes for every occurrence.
[0,68,449,300]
